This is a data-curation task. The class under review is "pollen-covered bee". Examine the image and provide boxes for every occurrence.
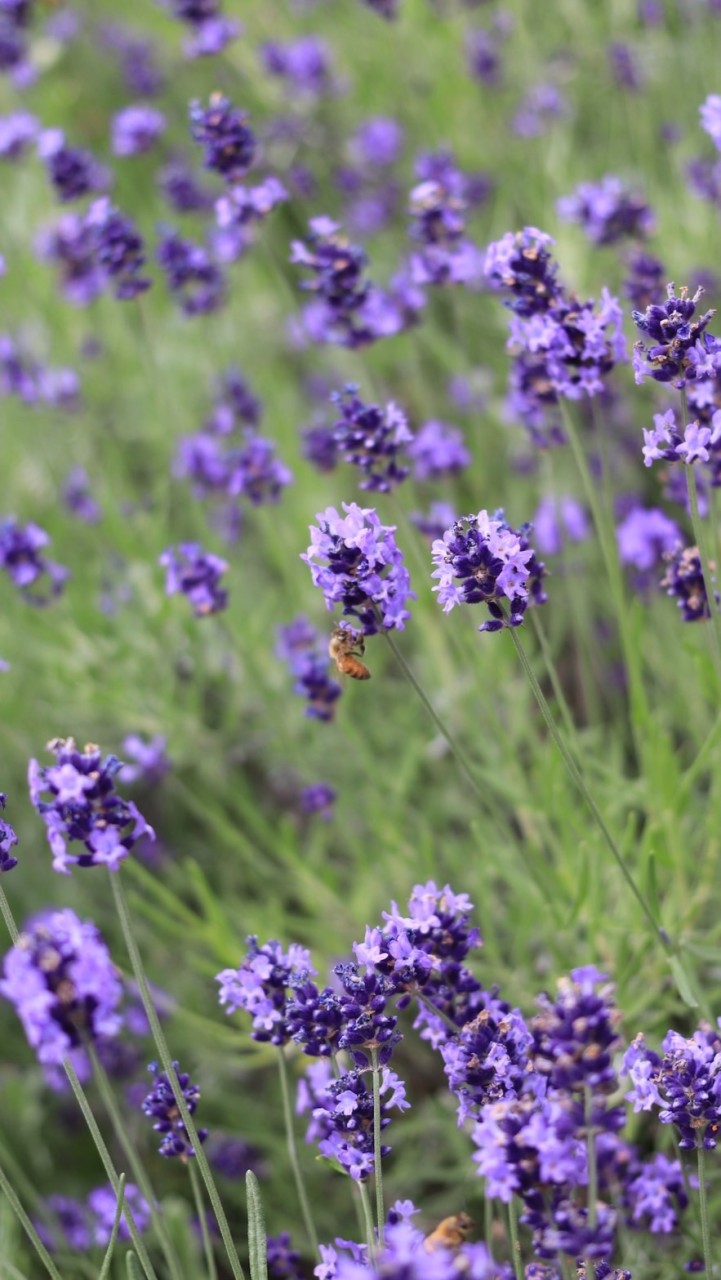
[422,1212,474,1253]
[329,624,371,680]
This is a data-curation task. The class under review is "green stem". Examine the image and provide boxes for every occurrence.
[189,1156,218,1280]
[530,610,577,741]
[0,1161,64,1280]
[87,1043,185,1280]
[357,1180,377,1259]
[110,869,246,1280]
[276,1048,319,1258]
[370,1049,385,1248]
[697,1144,713,1279]
[507,624,669,951]
[506,1197,524,1280]
[0,885,18,943]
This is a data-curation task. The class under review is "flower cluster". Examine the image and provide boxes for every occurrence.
[142,1061,208,1159]
[408,156,484,287]
[624,1023,721,1148]
[291,217,372,349]
[156,227,226,315]
[440,989,533,1122]
[85,198,151,300]
[302,502,414,633]
[408,420,470,482]
[0,908,123,1066]
[111,104,166,156]
[189,93,256,180]
[216,937,316,1045]
[642,406,721,467]
[28,737,156,873]
[166,0,240,58]
[660,543,715,621]
[276,616,342,722]
[38,129,110,203]
[297,1058,408,1181]
[531,966,622,1095]
[431,510,546,631]
[329,386,413,492]
[159,543,229,616]
[36,1183,151,1253]
[261,37,336,98]
[0,518,69,603]
[0,793,18,873]
[632,284,720,387]
[557,176,654,245]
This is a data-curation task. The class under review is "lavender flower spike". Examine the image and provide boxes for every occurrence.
[0,792,18,872]
[431,510,546,632]
[159,543,229,615]
[142,1061,208,1159]
[29,737,155,873]
[302,502,414,633]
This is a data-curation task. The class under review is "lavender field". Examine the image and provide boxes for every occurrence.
[2,1,721,1277]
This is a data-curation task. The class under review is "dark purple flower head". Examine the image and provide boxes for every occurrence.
[0,907,123,1065]
[261,37,336,97]
[158,156,215,214]
[276,616,342,722]
[216,936,316,1045]
[608,41,642,91]
[623,248,666,311]
[189,93,256,181]
[142,1061,207,1159]
[302,422,339,473]
[412,501,457,544]
[441,989,533,1122]
[35,213,104,307]
[0,108,36,157]
[408,420,470,481]
[210,1135,265,1180]
[660,543,716,621]
[207,367,261,432]
[226,434,293,504]
[330,385,413,492]
[156,227,226,315]
[408,174,483,288]
[431,509,546,632]
[302,501,414,633]
[28,737,155,874]
[632,283,720,387]
[333,962,401,1067]
[290,217,371,349]
[557,176,654,245]
[37,129,110,203]
[297,1058,408,1181]
[483,226,561,317]
[35,1196,92,1253]
[267,1233,305,1280]
[0,792,18,872]
[531,966,621,1095]
[111,104,166,157]
[360,0,399,17]
[159,543,229,616]
[466,27,503,86]
[300,783,337,819]
[624,1024,721,1149]
[0,518,69,603]
[63,466,101,523]
[86,198,151,300]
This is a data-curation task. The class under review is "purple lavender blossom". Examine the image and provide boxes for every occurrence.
[466,27,503,86]
[431,510,546,632]
[302,502,414,633]
[98,24,165,97]
[35,213,105,306]
[208,366,261,431]
[441,989,532,1122]
[156,228,226,315]
[0,793,18,872]
[297,1058,408,1181]
[35,1197,92,1253]
[557,176,654,245]
[623,248,666,311]
[512,83,568,137]
[624,1153,688,1233]
[700,94,721,150]
[483,226,561,316]
[189,93,255,181]
[660,544,716,621]
[183,15,240,57]
[533,496,589,555]
[37,129,109,203]
[290,217,370,348]
[111,104,166,156]
[617,506,681,576]
[350,118,403,168]
[158,156,215,214]
[607,42,642,91]
[531,966,621,1095]
[86,198,151,300]
[408,165,484,288]
[0,518,69,603]
[0,108,36,157]
[642,406,721,466]
[632,283,720,387]
[411,501,457,543]
[300,782,337,819]
[118,734,170,786]
[330,386,413,492]
[142,1061,208,1159]
[86,1183,151,1245]
[63,466,101,523]
[276,616,342,722]
[302,422,339,473]
[261,37,336,97]
[28,737,156,873]
[210,1135,266,1180]
[624,1024,721,1148]
[408,420,470,481]
[159,543,229,616]
[216,937,316,1045]
[267,1233,305,1280]
[0,908,123,1066]
[215,177,287,238]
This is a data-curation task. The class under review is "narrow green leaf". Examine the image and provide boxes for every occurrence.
[97,1174,125,1280]
[246,1172,268,1280]
[126,1252,142,1280]
[669,956,699,1009]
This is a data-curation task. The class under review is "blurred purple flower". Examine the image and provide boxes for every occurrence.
[408,420,470,481]
[301,782,337,819]
[0,792,18,873]
[63,466,102,523]
[156,227,226,315]
[37,129,110,203]
[119,734,170,786]
[261,36,336,97]
[0,108,36,157]
[0,517,69,603]
[557,175,654,245]
[160,543,229,615]
[533,496,589,555]
[111,104,166,156]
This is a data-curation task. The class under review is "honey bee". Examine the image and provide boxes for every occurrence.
[422,1212,474,1253]
[329,625,371,680]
